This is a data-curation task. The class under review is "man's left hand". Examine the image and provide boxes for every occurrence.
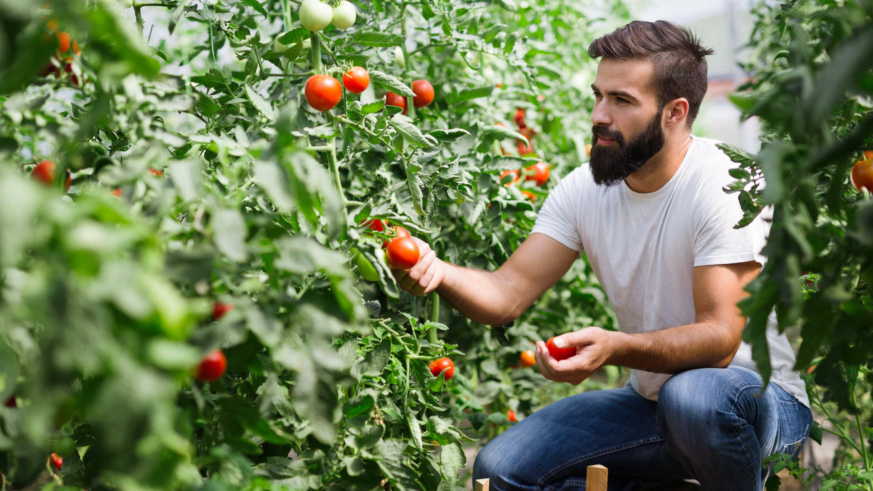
[535,327,616,385]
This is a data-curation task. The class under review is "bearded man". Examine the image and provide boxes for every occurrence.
[392,20,811,491]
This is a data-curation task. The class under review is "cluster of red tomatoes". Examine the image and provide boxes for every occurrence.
[361,219,421,270]
[38,20,84,86]
[304,66,435,116]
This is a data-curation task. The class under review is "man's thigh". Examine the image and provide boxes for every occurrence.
[472,385,690,491]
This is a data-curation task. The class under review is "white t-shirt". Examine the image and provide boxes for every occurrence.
[531,136,809,407]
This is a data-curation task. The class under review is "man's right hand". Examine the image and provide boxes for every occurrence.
[391,237,446,297]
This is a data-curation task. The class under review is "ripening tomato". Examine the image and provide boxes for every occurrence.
[111,188,122,197]
[428,357,454,380]
[342,66,369,94]
[525,162,550,186]
[412,79,435,108]
[507,409,517,422]
[520,350,536,368]
[546,337,576,361]
[517,139,534,155]
[385,91,407,115]
[299,0,333,31]
[149,168,164,177]
[521,190,537,202]
[212,302,234,321]
[331,0,357,29]
[386,236,419,269]
[305,74,342,111]
[514,108,526,128]
[851,158,873,193]
[195,350,227,382]
[50,453,63,471]
[500,169,519,186]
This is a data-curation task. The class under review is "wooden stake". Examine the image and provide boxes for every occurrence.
[586,465,608,491]
[474,478,490,491]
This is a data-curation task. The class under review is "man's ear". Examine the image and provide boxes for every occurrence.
[664,98,689,128]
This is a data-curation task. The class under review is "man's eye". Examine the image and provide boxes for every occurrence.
[617,97,628,103]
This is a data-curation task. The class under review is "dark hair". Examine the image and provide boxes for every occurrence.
[588,20,714,125]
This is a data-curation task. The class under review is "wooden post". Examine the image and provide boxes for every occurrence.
[586,464,608,491]
[474,478,490,491]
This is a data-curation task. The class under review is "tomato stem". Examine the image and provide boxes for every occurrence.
[428,294,439,344]
[134,6,144,36]
[309,31,323,75]
[400,4,415,120]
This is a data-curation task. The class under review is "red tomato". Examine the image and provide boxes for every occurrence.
[517,140,534,155]
[31,160,56,186]
[50,453,63,471]
[57,31,71,53]
[381,225,410,248]
[4,396,15,408]
[496,83,503,89]
[111,188,122,197]
[149,168,164,177]
[525,162,550,186]
[305,74,342,112]
[195,350,227,382]
[412,79,435,108]
[546,336,575,361]
[500,169,519,186]
[342,67,370,94]
[851,159,873,193]
[384,91,407,115]
[521,190,536,202]
[386,236,419,269]
[519,350,536,368]
[361,219,384,232]
[212,302,234,321]
[507,409,517,422]
[428,357,454,380]
[514,108,526,128]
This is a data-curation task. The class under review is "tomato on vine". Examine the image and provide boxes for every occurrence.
[500,169,519,186]
[507,409,517,422]
[149,168,164,177]
[525,162,550,186]
[50,453,62,471]
[517,139,534,155]
[305,74,342,111]
[299,0,333,31]
[212,302,234,321]
[195,350,227,382]
[521,190,536,202]
[514,108,526,128]
[428,357,454,380]
[384,92,407,115]
[386,236,419,269]
[331,1,357,30]
[342,67,369,94]
[381,225,411,248]
[30,160,71,192]
[412,80,434,108]
[546,337,576,361]
[520,350,536,367]
[851,157,873,193]
[361,218,384,232]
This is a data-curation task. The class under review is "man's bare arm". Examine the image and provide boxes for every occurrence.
[536,261,760,384]
[394,233,579,326]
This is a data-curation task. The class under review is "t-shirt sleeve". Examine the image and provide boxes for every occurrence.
[531,167,585,252]
[692,171,769,267]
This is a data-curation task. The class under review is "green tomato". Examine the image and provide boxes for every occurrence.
[299,0,332,32]
[332,1,356,29]
[353,249,380,282]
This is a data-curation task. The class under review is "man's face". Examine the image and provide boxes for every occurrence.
[589,59,666,187]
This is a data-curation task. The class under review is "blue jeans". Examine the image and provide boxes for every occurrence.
[473,367,812,491]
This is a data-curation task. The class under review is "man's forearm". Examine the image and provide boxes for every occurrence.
[608,322,741,373]
[435,261,524,327]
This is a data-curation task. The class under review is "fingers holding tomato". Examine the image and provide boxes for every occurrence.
[391,237,445,297]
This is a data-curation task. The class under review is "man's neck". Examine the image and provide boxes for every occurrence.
[624,133,693,194]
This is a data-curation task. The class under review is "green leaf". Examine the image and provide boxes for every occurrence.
[451,85,495,104]
[278,28,309,44]
[389,115,433,148]
[240,0,268,15]
[351,32,405,47]
[428,128,471,142]
[370,70,415,97]
[246,84,276,121]
[439,442,465,484]
[212,209,249,262]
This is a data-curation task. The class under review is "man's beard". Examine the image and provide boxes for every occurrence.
[589,112,666,187]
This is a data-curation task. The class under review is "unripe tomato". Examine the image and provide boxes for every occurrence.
[386,236,419,269]
[212,302,234,321]
[514,108,526,128]
[299,0,333,31]
[412,79,435,108]
[50,453,63,471]
[195,350,227,382]
[521,190,537,202]
[331,0,357,29]
[525,162,550,186]
[305,74,342,112]
[428,357,454,380]
[851,158,873,193]
[149,168,164,177]
[507,409,517,422]
[520,350,536,367]
[546,337,576,361]
[500,169,519,186]
[385,92,407,115]
[354,250,379,282]
[342,66,370,94]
